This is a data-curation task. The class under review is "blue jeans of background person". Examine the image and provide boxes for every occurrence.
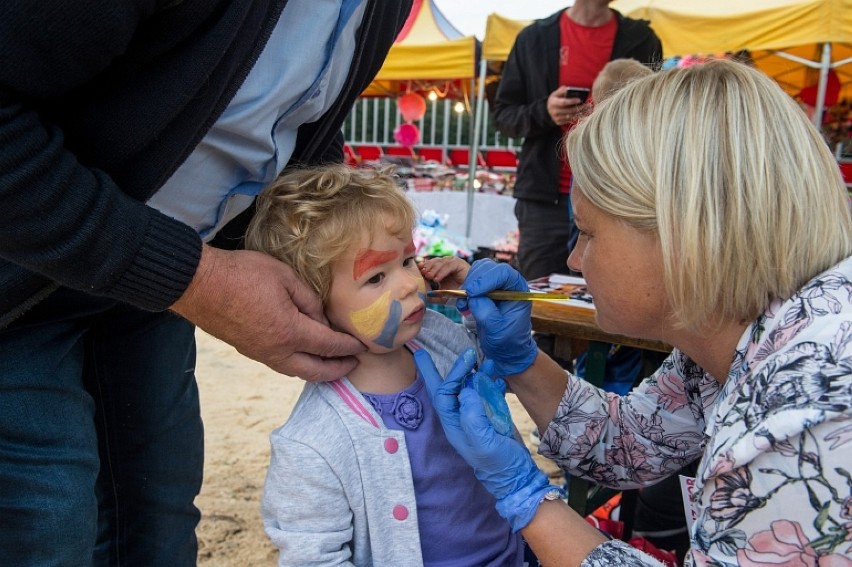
[0,288,203,566]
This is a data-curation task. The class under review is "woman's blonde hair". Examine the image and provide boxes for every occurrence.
[566,58,852,332]
[245,164,417,304]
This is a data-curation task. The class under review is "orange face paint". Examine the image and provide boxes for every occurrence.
[353,249,398,281]
[403,241,415,255]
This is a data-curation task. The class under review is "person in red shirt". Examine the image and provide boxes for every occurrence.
[493,0,662,280]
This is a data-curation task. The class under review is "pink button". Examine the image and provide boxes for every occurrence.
[392,505,409,521]
[384,438,399,454]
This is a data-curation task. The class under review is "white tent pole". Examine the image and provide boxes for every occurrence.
[360,99,368,143]
[441,100,451,162]
[430,97,437,145]
[466,60,488,241]
[383,99,390,145]
[372,98,379,144]
[482,100,491,149]
[813,43,832,128]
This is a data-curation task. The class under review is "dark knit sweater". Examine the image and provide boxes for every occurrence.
[492,9,662,204]
[0,0,410,327]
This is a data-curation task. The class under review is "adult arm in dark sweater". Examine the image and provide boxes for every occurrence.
[0,0,412,380]
[0,0,243,313]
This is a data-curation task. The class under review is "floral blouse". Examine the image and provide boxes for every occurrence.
[540,255,852,566]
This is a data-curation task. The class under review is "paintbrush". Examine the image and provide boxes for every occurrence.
[426,289,571,301]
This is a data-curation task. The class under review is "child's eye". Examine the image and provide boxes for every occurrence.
[403,256,416,267]
[366,273,385,285]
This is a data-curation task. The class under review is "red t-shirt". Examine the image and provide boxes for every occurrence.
[558,11,617,193]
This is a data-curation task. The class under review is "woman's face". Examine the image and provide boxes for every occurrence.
[567,189,670,340]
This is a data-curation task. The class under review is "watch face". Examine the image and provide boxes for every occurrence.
[544,487,565,501]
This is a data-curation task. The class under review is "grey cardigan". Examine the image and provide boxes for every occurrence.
[261,310,485,566]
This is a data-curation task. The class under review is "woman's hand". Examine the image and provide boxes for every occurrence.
[460,259,537,377]
[415,348,559,532]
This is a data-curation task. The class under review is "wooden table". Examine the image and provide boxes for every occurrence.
[531,301,671,362]
[530,301,672,521]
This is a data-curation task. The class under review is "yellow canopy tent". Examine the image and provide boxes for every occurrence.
[609,0,852,123]
[480,3,852,124]
[362,0,478,98]
[481,13,531,63]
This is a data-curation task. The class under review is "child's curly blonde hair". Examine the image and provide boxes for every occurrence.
[245,164,417,305]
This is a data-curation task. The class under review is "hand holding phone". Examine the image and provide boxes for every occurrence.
[563,86,590,104]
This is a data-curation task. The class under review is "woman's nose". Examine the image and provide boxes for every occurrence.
[567,246,582,273]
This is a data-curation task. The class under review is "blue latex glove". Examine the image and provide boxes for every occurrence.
[458,259,537,377]
[416,348,562,532]
[465,368,513,437]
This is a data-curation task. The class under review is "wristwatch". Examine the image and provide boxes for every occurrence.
[541,486,566,503]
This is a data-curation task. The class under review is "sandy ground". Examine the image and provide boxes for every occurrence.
[194,329,565,565]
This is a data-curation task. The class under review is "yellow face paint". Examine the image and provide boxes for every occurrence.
[349,291,391,339]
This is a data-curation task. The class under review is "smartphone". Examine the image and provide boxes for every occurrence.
[563,87,590,104]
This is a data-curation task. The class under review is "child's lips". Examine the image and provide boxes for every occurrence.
[405,305,425,323]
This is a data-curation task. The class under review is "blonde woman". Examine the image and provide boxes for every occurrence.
[417,59,852,565]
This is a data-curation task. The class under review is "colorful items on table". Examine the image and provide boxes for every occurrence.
[490,229,518,256]
[451,170,514,195]
[413,210,471,260]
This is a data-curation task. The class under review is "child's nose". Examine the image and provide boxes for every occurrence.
[400,273,422,297]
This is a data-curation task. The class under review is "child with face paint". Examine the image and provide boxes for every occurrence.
[244,165,526,567]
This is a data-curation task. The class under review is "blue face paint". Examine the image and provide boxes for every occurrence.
[373,300,402,348]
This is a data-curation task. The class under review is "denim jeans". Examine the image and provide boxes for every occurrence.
[0,289,203,566]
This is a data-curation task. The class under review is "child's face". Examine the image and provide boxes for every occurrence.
[326,222,427,353]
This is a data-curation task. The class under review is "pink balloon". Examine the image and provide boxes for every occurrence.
[394,123,420,147]
[398,93,427,122]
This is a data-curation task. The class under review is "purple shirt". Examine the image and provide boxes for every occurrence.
[364,375,523,566]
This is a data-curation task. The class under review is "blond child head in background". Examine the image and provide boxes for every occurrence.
[592,58,654,104]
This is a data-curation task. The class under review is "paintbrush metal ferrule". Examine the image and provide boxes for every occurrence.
[426,289,570,301]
